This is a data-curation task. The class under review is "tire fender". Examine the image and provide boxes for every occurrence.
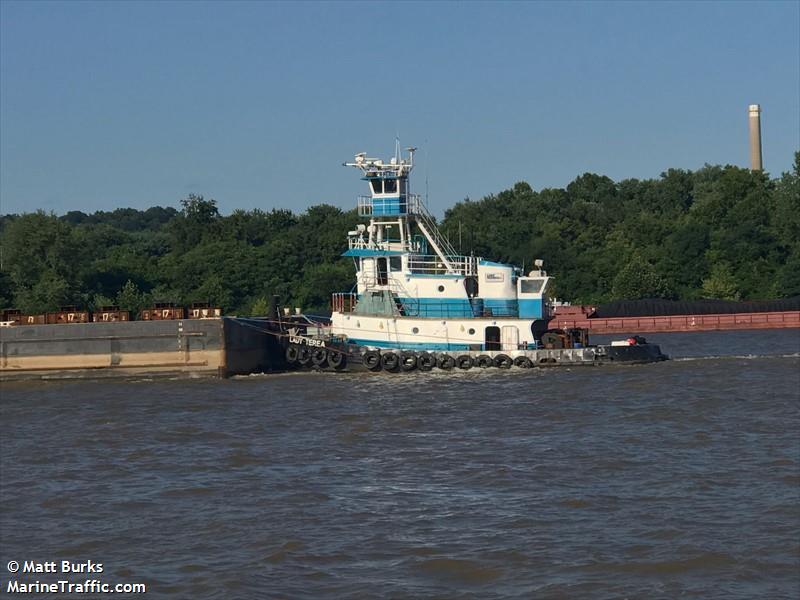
[417,352,435,371]
[475,354,493,368]
[328,351,347,370]
[513,355,533,368]
[363,350,382,371]
[285,345,300,363]
[456,355,473,370]
[493,354,512,369]
[399,352,417,371]
[311,348,328,368]
[437,354,455,370]
[381,351,400,372]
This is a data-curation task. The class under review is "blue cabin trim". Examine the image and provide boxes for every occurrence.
[390,297,478,318]
[371,197,407,216]
[342,249,405,257]
[518,298,543,318]
[479,259,514,268]
[483,299,518,316]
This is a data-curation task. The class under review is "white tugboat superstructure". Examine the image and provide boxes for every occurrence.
[330,146,554,352]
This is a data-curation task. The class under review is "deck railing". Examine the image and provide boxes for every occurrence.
[331,293,358,314]
[332,293,519,319]
[407,254,478,276]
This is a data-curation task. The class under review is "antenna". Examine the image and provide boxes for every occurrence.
[424,141,429,207]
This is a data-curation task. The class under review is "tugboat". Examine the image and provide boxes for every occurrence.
[282,146,667,372]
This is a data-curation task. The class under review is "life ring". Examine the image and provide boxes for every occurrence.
[381,351,400,372]
[456,355,473,370]
[311,348,328,368]
[437,354,455,370]
[328,351,347,370]
[363,350,382,371]
[474,355,493,368]
[399,352,417,371]
[297,346,312,366]
[417,352,435,371]
[513,356,533,368]
[285,345,300,363]
[493,354,512,369]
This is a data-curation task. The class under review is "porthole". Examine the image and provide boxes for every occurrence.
[412,327,419,334]
[468,328,476,335]
[437,285,445,292]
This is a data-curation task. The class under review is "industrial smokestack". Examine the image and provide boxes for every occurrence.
[748,104,763,171]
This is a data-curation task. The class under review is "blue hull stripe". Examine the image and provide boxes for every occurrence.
[346,337,473,351]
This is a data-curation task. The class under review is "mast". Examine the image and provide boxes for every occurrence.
[344,147,460,274]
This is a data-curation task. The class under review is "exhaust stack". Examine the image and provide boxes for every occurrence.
[748,104,763,171]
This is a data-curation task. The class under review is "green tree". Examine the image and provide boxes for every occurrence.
[1,212,78,311]
[295,262,354,314]
[250,296,271,317]
[774,250,800,298]
[116,280,148,317]
[611,256,672,300]
[169,194,221,251]
[701,263,740,300]
[15,270,71,313]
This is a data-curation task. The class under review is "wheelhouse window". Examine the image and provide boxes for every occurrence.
[371,179,383,194]
[520,279,544,294]
[389,256,402,271]
[384,178,397,194]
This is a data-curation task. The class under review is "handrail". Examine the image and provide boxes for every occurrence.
[331,292,358,313]
[412,196,459,260]
[352,193,474,276]
[407,255,477,276]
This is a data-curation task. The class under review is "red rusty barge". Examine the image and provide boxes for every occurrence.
[553,302,800,335]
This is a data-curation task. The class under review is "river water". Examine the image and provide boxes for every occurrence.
[1,329,798,599]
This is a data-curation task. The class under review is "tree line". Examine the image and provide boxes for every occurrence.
[1,153,798,317]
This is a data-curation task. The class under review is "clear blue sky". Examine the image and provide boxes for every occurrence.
[1,0,798,217]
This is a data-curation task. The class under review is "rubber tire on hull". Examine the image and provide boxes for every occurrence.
[400,352,417,372]
[363,350,382,371]
[285,345,300,364]
[513,356,533,368]
[297,346,312,367]
[456,355,473,370]
[418,352,435,371]
[381,351,400,372]
[475,355,493,368]
[328,351,347,370]
[311,348,328,368]
[493,354,512,369]
[437,354,456,370]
